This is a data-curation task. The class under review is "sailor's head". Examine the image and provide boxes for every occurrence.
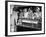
[28,8,33,13]
[36,7,40,12]
[20,9,22,12]
[23,8,27,12]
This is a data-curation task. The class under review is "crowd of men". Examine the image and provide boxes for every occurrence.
[19,7,42,19]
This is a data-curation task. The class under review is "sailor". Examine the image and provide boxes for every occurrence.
[34,7,42,19]
[28,8,33,19]
[23,8,29,18]
[10,9,19,32]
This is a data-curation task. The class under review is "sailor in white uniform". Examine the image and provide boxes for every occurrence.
[10,10,19,32]
[28,8,33,19]
[34,7,42,19]
[23,8,29,18]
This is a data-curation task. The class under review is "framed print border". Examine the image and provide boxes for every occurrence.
[5,1,45,36]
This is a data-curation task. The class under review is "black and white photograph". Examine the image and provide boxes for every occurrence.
[10,5,42,32]
[6,1,45,36]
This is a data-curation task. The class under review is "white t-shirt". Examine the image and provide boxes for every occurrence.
[24,12,29,18]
